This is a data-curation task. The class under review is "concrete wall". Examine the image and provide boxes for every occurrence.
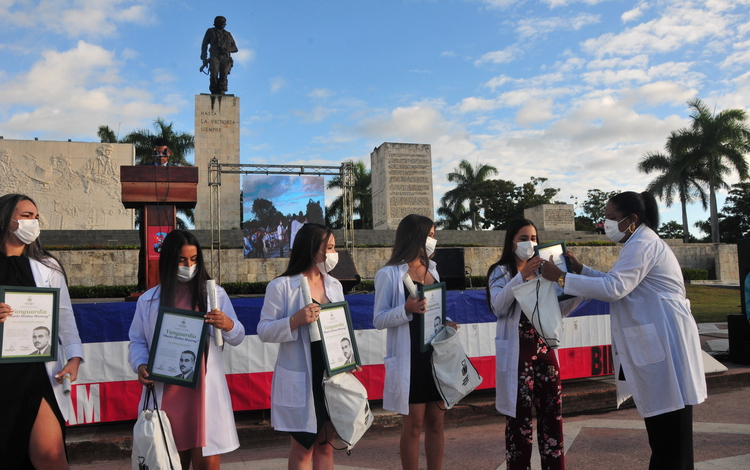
[51,242,739,286]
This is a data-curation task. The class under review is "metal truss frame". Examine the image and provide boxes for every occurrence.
[208,160,354,282]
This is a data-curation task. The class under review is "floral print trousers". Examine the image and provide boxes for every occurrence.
[505,317,565,470]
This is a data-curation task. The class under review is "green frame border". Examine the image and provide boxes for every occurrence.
[317,301,360,376]
[147,306,209,389]
[418,282,447,352]
[0,285,60,364]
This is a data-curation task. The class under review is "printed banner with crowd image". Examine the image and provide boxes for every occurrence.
[242,175,326,259]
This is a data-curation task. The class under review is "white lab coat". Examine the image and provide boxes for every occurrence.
[563,225,707,418]
[30,258,84,423]
[373,262,440,416]
[488,264,581,417]
[128,284,244,456]
[257,273,345,433]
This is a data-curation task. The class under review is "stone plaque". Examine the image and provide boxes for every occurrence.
[370,142,434,230]
[194,94,241,230]
[524,204,575,231]
[0,140,134,229]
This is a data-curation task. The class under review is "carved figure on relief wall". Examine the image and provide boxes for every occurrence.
[0,149,25,194]
[79,144,120,196]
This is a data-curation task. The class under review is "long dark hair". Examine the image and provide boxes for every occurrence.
[0,193,67,281]
[158,230,209,311]
[485,218,539,308]
[386,214,435,266]
[608,191,660,232]
[280,223,334,277]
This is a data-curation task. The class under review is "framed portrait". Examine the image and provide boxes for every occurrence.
[316,301,359,376]
[0,286,60,364]
[535,241,574,300]
[146,306,209,389]
[418,282,447,352]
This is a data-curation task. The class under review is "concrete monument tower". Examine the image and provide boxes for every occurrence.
[370,142,434,230]
[194,94,240,230]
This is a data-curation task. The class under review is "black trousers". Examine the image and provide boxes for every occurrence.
[644,405,694,470]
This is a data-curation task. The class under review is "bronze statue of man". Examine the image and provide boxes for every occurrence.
[200,16,238,95]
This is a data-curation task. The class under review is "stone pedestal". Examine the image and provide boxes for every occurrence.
[370,142,434,230]
[194,94,241,230]
[524,204,575,231]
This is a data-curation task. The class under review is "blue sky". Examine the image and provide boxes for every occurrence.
[2,0,750,236]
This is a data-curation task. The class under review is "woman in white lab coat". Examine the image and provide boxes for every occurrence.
[0,193,83,470]
[374,214,456,470]
[541,191,706,470]
[258,223,342,470]
[129,230,244,470]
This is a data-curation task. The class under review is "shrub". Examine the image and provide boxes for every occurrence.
[68,285,137,299]
[682,268,709,281]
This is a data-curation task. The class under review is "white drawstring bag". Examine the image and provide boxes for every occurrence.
[131,385,180,470]
[323,372,373,451]
[430,326,483,409]
[511,278,563,348]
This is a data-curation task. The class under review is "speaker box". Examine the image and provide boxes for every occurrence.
[329,250,361,295]
[431,248,466,291]
[728,314,750,365]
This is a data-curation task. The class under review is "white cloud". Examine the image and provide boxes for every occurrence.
[270,77,287,94]
[516,13,600,39]
[233,49,255,67]
[309,89,334,99]
[582,3,735,58]
[621,5,646,23]
[456,97,501,113]
[357,102,454,143]
[475,45,522,65]
[0,0,153,38]
[516,98,556,126]
[0,41,177,138]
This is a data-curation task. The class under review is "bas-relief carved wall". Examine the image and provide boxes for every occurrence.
[0,140,135,230]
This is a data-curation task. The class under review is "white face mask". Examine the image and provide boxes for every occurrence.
[514,240,537,260]
[604,217,629,243]
[13,219,40,245]
[317,251,339,274]
[424,236,437,257]
[177,265,197,283]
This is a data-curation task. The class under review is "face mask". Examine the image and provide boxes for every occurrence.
[317,251,339,274]
[177,265,197,283]
[604,217,629,243]
[13,219,40,245]
[514,240,537,260]
[424,236,437,257]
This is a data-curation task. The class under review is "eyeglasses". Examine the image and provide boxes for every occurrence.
[152,150,169,157]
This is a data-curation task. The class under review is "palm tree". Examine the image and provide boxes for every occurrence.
[441,160,498,230]
[435,200,471,230]
[671,98,750,243]
[638,130,709,243]
[326,160,372,229]
[97,125,118,143]
[122,118,195,166]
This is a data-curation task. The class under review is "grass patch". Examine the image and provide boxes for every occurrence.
[686,285,742,323]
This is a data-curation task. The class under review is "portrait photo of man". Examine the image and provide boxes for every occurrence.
[29,326,51,356]
[340,336,355,366]
[175,350,196,380]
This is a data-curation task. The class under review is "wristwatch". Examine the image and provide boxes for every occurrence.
[557,272,567,288]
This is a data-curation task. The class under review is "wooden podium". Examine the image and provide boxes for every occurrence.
[120,166,199,292]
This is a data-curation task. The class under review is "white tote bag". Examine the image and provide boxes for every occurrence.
[131,385,180,470]
[511,278,563,348]
[323,372,373,451]
[430,326,483,409]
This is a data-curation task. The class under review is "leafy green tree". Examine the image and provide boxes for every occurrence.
[306,199,325,225]
[251,198,277,227]
[672,98,750,243]
[695,182,750,243]
[581,189,618,223]
[574,216,595,231]
[514,177,560,211]
[441,160,498,230]
[326,160,372,229]
[658,221,686,239]
[474,179,518,230]
[435,200,471,230]
[638,130,709,243]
